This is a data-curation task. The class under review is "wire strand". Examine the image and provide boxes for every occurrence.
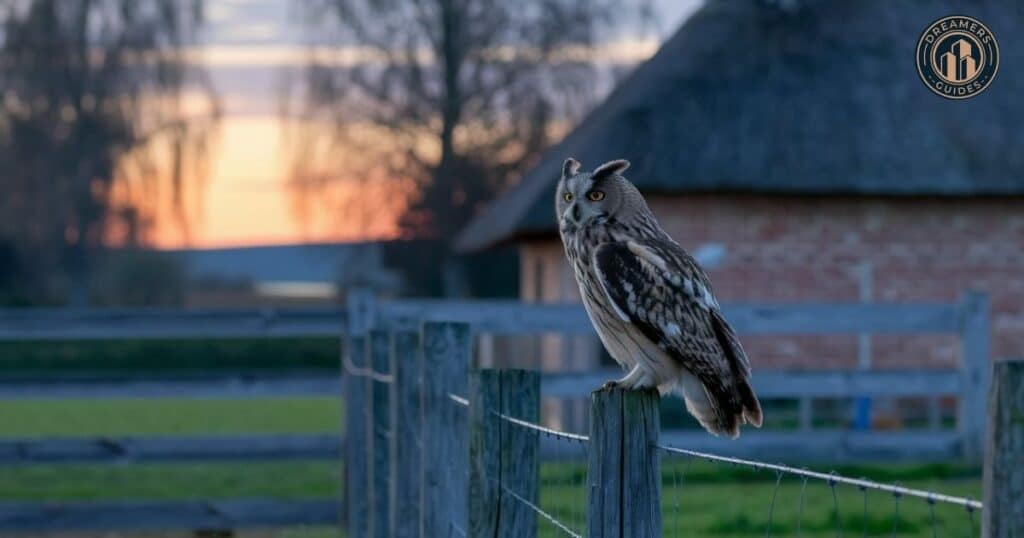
[342,356,394,383]
[448,393,469,406]
[446,389,983,538]
[498,479,582,538]
[489,407,590,443]
[657,444,982,511]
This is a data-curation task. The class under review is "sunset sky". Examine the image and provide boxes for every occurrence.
[150,0,700,249]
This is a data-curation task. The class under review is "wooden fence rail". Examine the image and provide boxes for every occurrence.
[344,322,1017,538]
[0,292,996,534]
[0,499,338,531]
[0,307,348,340]
[0,434,339,465]
[0,373,340,399]
[0,293,980,339]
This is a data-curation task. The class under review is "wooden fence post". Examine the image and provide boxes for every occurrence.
[587,388,661,538]
[368,330,393,538]
[960,291,990,462]
[344,289,375,537]
[421,322,470,537]
[982,359,1024,537]
[469,369,540,538]
[391,331,422,537]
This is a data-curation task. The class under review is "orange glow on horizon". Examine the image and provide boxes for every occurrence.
[148,116,406,250]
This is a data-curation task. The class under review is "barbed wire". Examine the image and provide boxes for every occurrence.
[658,444,983,511]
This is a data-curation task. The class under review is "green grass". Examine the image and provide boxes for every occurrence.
[0,462,340,501]
[537,461,982,537]
[0,396,341,436]
[0,396,982,537]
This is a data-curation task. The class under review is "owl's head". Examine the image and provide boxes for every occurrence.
[555,157,646,233]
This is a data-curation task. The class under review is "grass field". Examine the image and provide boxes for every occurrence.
[0,396,341,436]
[538,461,981,538]
[0,397,981,537]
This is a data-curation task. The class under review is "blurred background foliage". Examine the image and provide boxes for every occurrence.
[0,0,219,306]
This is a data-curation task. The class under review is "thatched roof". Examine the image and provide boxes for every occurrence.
[456,0,1024,252]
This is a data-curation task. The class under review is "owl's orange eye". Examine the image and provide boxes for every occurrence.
[563,192,573,202]
[587,190,605,201]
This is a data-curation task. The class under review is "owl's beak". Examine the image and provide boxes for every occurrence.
[562,203,581,227]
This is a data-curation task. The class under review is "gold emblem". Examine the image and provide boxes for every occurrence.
[916,15,999,100]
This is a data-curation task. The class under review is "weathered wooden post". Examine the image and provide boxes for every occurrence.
[587,388,661,538]
[982,359,1024,537]
[368,330,393,537]
[960,291,990,462]
[391,331,423,537]
[344,289,376,537]
[421,322,470,537]
[469,369,540,538]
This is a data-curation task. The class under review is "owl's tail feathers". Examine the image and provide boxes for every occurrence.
[737,376,763,428]
[675,372,762,439]
[675,372,739,438]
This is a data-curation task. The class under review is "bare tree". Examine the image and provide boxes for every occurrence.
[0,0,219,305]
[286,0,649,243]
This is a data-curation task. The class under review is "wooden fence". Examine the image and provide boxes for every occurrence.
[0,291,995,532]
[344,320,1021,537]
[346,290,991,462]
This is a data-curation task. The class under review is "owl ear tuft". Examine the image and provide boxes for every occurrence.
[592,159,630,180]
[562,158,581,178]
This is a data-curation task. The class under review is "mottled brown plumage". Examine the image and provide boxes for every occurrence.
[556,157,762,437]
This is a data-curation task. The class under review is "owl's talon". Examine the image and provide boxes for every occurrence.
[598,380,619,391]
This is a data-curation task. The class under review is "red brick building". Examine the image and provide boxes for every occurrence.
[456,1,1023,372]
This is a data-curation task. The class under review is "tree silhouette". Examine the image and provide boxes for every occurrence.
[286,0,650,244]
[0,0,219,305]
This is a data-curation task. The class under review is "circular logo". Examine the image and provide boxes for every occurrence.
[916,15,999,99]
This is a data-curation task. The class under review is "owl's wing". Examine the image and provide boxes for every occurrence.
[592,240,749,377]
[593,239,762,435]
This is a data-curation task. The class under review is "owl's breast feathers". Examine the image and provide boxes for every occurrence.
[591,239,752,381]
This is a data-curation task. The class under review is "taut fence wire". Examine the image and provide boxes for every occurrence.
[452,389,589,536]
[458,395,983,512]
[343,353,394,383]
[657,444,982,511]
[659,443,981,538]
[497,477,583,538]
[451,390,588,537]
[343,316,1021,536]
[450,386,983,537]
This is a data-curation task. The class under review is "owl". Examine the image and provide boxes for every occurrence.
[556,157,762,438]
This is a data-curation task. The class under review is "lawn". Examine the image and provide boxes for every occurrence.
[0,397,981,537]
[538,460,981,537]
[0,396,341,436]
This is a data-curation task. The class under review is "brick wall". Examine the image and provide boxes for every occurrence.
[519,194,1024,370]
[650,194,1024,369]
